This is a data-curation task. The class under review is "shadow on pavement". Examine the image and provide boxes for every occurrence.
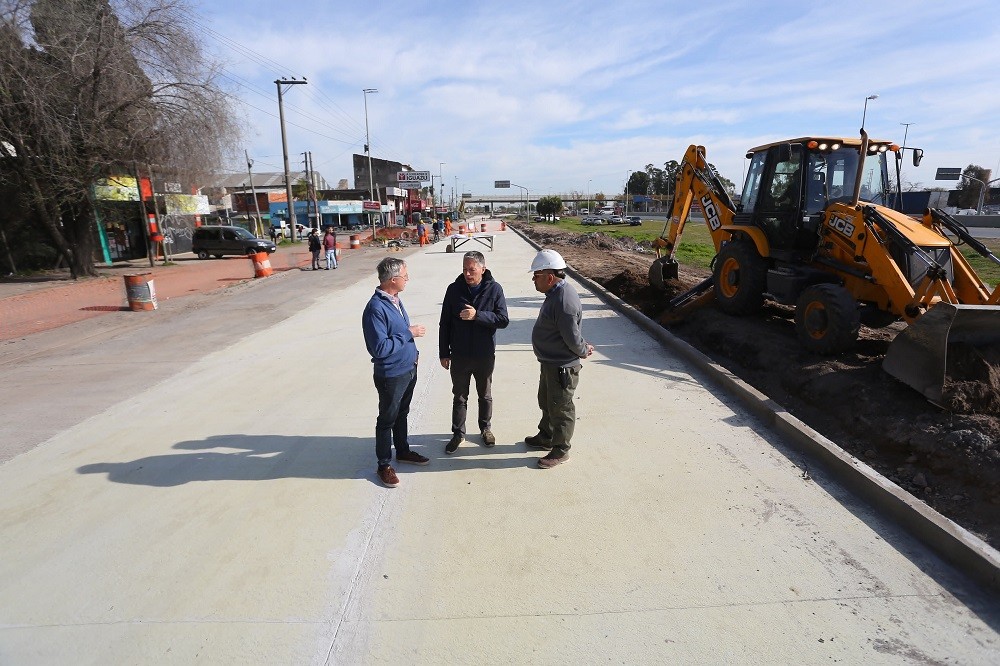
[77,433,537,488]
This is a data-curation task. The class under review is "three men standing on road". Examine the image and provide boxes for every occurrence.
[362,245,591,487]
[526,249,594,468]
[362,257,431,488]
[438,251,509,454]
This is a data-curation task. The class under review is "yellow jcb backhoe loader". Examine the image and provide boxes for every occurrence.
[649,131,1000,405]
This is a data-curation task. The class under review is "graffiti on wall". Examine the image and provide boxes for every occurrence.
[94,176,140,202]
[164,194,211,216]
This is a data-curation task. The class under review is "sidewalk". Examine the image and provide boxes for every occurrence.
[0,217,996,663]
[0,232,383,341]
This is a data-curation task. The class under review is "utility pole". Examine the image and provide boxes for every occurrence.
[245,150,263,237]
[276,77,307,242]
[302,151,315,233]
[309,151,320,231]
[363,88,379,241]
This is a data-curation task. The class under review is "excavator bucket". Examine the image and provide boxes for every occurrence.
[883,303,1000,404]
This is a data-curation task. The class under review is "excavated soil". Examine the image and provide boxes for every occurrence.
[513,222,1000,548]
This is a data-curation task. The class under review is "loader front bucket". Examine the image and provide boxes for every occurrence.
[883,303,1000,405]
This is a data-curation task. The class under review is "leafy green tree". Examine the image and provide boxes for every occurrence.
[626,171,650,199]
[536,195,563,219]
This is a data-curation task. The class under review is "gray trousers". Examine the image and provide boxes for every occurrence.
[450,355,494,435]
[536,363,580,456]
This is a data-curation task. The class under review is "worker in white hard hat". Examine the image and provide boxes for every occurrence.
[525,248,594,468]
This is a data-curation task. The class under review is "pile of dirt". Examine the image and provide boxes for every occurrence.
[944,345,1000,414]
[515,221,1000,547]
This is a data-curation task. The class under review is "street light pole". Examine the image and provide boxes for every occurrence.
[624,171,630,217]
[899,122,914,188]
[276,77,307,242]
[245,150,263,237]
[511,183,528,219]
[438,162,445,215]
[861,93,878,131]
[587,179,592,215]
[363,88,379,242]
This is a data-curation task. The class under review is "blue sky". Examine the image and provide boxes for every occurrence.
[194,0,1000,199]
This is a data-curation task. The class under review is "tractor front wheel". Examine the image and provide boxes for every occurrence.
[712,240,766,315]
[794,284,860,354]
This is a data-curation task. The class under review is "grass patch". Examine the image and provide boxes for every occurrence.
[533,216,718,270]
[960,244,1000,288]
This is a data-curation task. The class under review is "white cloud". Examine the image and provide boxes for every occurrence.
[201,0,1000,196]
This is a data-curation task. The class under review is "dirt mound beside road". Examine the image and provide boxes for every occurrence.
[515,221,1000,548]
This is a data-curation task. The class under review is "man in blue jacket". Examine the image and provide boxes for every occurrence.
[439,251,509,454]
[362,257,431,487]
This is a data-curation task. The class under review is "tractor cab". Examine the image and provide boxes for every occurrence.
[736,137,896,258]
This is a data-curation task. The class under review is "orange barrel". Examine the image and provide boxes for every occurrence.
[350,234,361,249]
[458,224,466,234]
[251,251,273,278]
[480,223,487,232]
[123,273,157,311]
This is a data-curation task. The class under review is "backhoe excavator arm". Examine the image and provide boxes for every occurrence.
[654,145,740,262]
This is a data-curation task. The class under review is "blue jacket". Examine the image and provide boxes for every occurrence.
[439,269,509,359]
[363,289,418,378]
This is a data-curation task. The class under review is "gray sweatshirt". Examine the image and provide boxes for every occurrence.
[532,280,588,367]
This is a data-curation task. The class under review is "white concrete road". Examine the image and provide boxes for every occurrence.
[1,218,997,663]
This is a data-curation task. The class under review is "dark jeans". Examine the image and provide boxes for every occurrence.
[373,367,417,467]
[450,356,494,435]
[536,363,580,457]
[311,249,320,268]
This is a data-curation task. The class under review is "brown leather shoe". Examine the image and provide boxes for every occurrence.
[445,434,463,454]
[481,430,496,447]
[396,450,430,466]
[377,465,400,487]
[537,453,569,468]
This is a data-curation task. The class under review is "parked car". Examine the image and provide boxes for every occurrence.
[606,216,624,225]
[627,216,642,226]
[192,226,277,259]
[581,217,604,226]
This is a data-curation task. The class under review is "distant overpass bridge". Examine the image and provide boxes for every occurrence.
[461,193,597,208]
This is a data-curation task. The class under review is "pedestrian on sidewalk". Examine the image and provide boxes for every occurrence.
[362,257,430,488]
[323,227,338,269]
[307,230,321,270]
[416,218,427,247]
[525,249,594,468]
[439,251,509,454]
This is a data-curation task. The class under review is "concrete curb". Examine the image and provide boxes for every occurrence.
[514,223,1000,593]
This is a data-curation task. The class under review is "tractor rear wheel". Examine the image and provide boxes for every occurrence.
[794,284,860,354]
[712,240,766,315]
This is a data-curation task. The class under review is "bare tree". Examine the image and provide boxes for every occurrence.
[0,0,240,277]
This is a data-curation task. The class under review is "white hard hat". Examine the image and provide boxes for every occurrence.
[530,249,567,272]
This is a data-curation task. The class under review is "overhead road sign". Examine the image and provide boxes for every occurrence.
[398,171,430,183]
[935,168,962,181]
[462,193,472,198]
[495,180,510,188]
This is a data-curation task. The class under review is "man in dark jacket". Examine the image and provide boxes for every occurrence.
[439,251,509,454]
